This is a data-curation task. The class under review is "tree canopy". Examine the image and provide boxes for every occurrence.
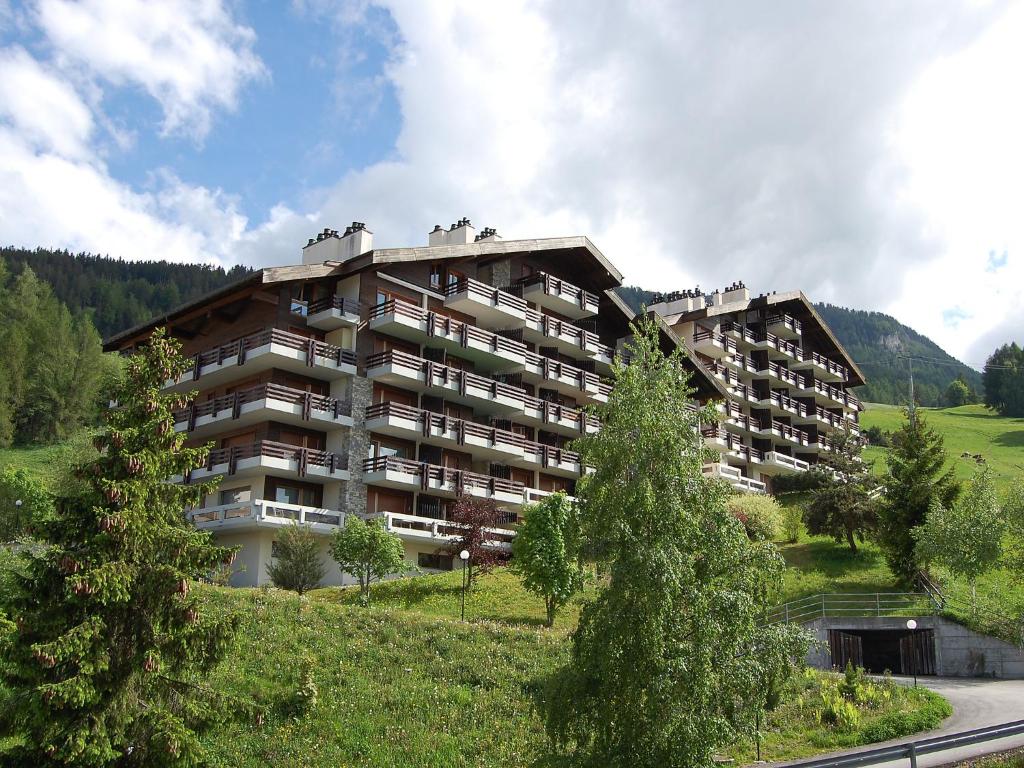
[329,515,406,604]
[982,342,1024,417]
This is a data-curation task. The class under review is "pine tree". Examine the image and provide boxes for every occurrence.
[877,410,959,585]
[266,523,326,596]
[0,328,240,767]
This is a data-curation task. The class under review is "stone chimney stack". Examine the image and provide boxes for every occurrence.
[302,222,373,265]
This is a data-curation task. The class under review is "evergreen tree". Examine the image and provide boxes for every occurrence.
[0,328,240,767]
[329,516,406,604]
[539,316,809,768]
[266,523,326,596]
[982,342,1024,417]
[804,433,880,552]
[511,491,584,627]
[877,410,959,585]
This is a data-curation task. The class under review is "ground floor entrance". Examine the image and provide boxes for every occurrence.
[828,628,937,675]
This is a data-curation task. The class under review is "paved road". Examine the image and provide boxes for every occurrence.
[773,677,1024,767]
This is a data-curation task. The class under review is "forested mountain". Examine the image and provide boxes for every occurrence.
[613,286,982,407]
[0,247,252,339]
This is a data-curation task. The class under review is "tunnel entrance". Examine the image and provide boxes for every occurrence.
[828,628,936,675]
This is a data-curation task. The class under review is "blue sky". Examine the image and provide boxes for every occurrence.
[0,1,1022,367]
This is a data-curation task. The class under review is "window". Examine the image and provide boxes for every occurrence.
[418,552,453,571]
[266,478,322,507]
[446,269,465,290]
[219,487,251,505]
[429,264,442,290]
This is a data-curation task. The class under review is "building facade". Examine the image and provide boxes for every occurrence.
[649,282,866,494]
[104,221,659,586]
[104,226,863,586]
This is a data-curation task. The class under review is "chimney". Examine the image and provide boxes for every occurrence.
[302,221,373,265]
[708,289,724,307]
[447,217,475,245]
[649,288,703,316]
[722,280,750,305]
[428,224,446,247]
[474,227,501,242]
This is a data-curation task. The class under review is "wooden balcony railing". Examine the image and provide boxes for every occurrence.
[765,313,803,335]
[362,455,525,498]
[365,349,601,432]
[174,383,350,429]
[307,295,362,316]
[511,271,599,312]
[182,328,356,381]
[523,307,614,359]
[189,440,344,480]
[794,348,848,381]
[365,402,582,470]
[445,276,529,315]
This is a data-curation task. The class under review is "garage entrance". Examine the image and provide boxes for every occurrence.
[829,628,936,675]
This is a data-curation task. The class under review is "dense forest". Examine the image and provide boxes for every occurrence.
[0,247,251,340]
[614,287,983,407]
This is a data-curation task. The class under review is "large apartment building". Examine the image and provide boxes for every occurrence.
[103,224,862,586]
[649,283,866,494]
[104,221,698,586]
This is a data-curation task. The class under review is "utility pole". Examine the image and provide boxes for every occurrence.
[907,355,916,427]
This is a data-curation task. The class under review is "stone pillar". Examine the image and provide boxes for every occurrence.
[489,258,511,289]
[344,376,372,517]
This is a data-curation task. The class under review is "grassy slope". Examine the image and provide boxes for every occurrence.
[197,573,948,767]
[0,442,72,487]
[860,403,1024,492]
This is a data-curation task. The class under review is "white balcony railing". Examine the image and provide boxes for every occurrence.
[187,499,344,531]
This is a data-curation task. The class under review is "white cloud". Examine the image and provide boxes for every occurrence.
[0,46,94,158]
[36,0,266,140]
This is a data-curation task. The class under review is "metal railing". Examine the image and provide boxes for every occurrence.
[181,328,356,381]
[780,719,1024,768]
[766,593,941,626]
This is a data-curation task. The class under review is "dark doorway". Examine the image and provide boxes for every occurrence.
[829,628,936,675]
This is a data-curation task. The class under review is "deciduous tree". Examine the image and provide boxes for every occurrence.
[329,515,406,604]
[915,468,1005,614]
[0,467,53,541]
[511,491,584,627]
[539,315,809,768]
[446,496,509,588]
[0,327,240,767]
[804,433,879,552]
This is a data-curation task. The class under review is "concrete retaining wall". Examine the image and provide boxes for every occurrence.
[806,615,1024,679]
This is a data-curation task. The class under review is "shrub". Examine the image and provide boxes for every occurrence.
[864,425,889,447]
[266,523,326,595]
[817,689,860,731]
[781,504,803,544]
[726,494,783,541]
[858,690,952,742]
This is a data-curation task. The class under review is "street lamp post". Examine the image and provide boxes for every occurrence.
[14,499,22,534]
[906,619,918,687]
[459,549,470,621]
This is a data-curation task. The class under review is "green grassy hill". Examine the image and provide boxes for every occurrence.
[860,403,1023,492]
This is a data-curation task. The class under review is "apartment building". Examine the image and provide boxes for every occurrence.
[649,282,866,494]
[105,220,717,586]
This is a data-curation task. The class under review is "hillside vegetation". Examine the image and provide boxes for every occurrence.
[860,403,1023,492]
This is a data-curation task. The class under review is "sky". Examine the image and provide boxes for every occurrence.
[0,0,1022,369]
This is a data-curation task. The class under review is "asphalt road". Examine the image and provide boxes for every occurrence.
[773,676,1024,768]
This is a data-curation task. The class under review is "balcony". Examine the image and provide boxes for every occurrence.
[756,419,810,448]
[753,331,801,362]
[720,321,759,348]
[729,383,762,406]
[692,329,737,358]
[381,511,514,552]
[722,352,758,376]
[306,296,362,330]
[760,451,810,475]
[723,404,761,435]
[794,405,846,432]
[512,271,599,320]
[369,299,525,372]
[702,462,766,494]
[365,350,601,436]
[522,309,614,370]
[758,390,809,419]
[188,499,343,533]
[520,352,611,404]
[444,277,528,327]
[791,349,847,382]
[365,402,584,478]
[181,441,349,484]
[756,360,799,388]
[166,328,357,392]
[362,456,526,507]
[702,425,730,451]
[173,384,352,439]
[765,313,802,339]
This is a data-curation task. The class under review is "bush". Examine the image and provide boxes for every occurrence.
[817,689,861,731]
[864,425,889,447]
[266,523,326,595]
[726,494,783,541]
[781,504,803,544]
[858,690,952,742]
